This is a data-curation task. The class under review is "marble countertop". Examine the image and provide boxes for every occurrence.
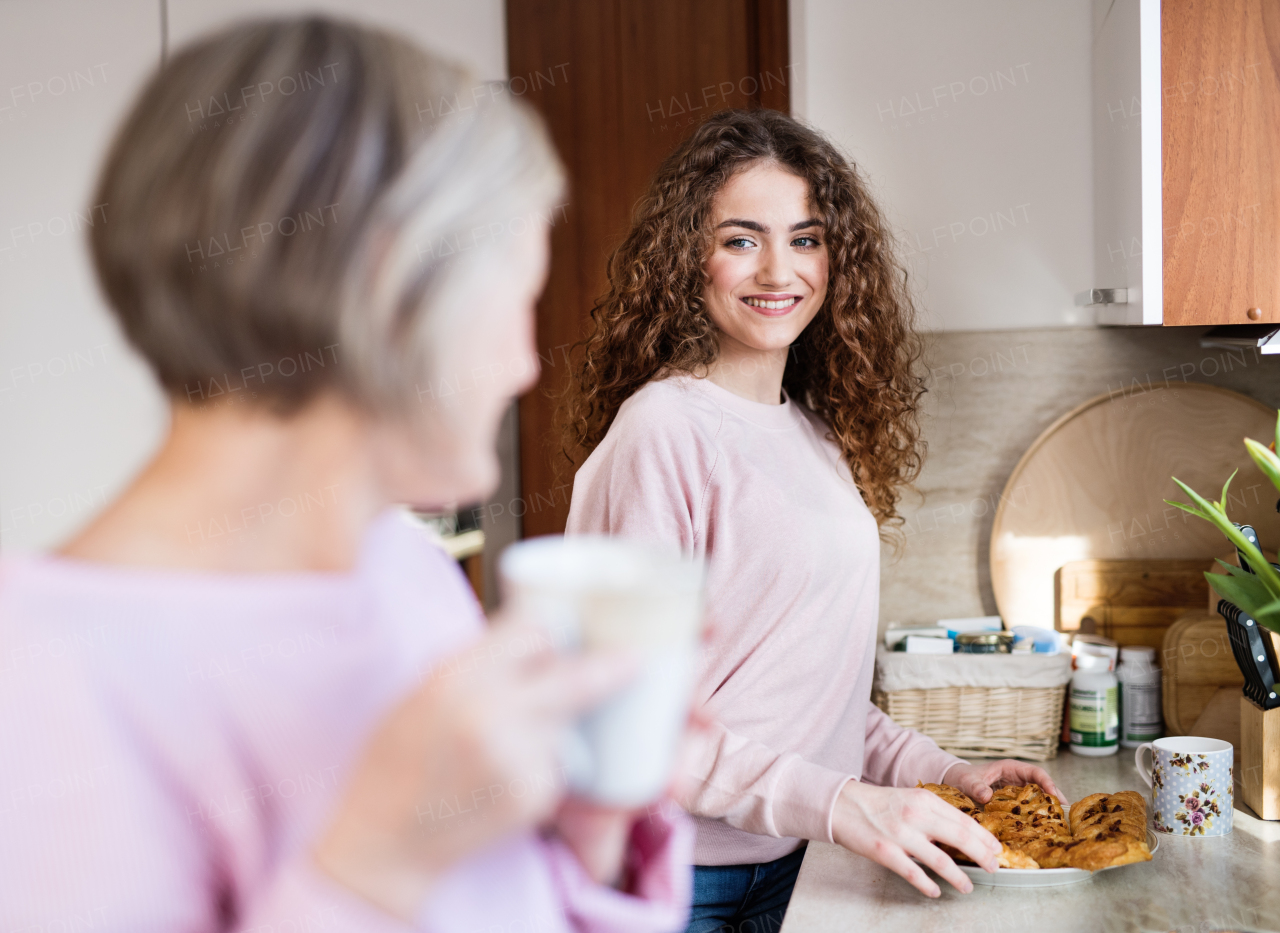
[780,750,1280,933]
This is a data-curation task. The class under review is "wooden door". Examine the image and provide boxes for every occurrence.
[1162,0,1280,326]
[507,0,789,537]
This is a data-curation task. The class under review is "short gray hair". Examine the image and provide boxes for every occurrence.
[90,16,563,413]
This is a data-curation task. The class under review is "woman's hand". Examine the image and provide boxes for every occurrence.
[313,622,639,920]
[831,781,1002,897]
[942,760,1065,807]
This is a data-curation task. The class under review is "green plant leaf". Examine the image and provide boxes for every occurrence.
[1171,477,1280,599]
[1245,438,1280,495]
[1218,469,1238,513]
[1165,499,1204,519]
[1206,573,1280,635]
[1219,560,1262,578]
[1169,477,1225,519]
[1204,569,1274,613]
[1255,606,1280,636]
[1255,605,1280,636]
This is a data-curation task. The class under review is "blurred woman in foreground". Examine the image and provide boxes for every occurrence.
[0,18,690,931]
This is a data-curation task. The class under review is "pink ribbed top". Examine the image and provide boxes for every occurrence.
[566,375,962,866]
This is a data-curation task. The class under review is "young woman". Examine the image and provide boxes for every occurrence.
[0,19,691,932]
[563,109,1061,932]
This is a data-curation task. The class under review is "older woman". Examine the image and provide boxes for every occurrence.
[0,18,689,932]
[563,109,1061,932]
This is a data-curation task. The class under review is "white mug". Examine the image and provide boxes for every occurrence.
[500,534,705,805]
[1135,736,1233,836]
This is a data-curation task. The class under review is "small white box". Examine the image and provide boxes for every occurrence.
[905,635,955,654]
[884,627,950,649]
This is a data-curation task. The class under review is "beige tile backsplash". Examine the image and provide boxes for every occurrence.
[879,327,1280,635]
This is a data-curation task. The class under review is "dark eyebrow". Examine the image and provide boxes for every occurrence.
[715,218,825,234]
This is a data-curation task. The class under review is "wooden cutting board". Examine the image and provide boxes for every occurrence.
[1163,612,1244,735]
[1055,558,1214,650]
[1057,557,1280,735]
[1055,555,1280,655]
[991,382,1280,630]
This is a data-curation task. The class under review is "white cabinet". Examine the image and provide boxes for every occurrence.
[1091,0,1162,326]
[793,0,1094,331]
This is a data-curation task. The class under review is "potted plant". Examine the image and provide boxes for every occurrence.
[1166,412,1280,636]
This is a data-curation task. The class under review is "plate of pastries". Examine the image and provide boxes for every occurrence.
[918,782,1156,887]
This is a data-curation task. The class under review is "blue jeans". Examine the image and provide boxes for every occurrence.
[685,844,807,933]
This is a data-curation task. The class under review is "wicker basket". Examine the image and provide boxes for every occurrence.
[873,684,1066,761]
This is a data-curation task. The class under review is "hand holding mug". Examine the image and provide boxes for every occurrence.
[313,621,640,920]
[500,535,706,806]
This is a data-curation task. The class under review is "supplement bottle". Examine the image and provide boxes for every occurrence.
[1070,653,1119,756]
[1117,645,1162,748]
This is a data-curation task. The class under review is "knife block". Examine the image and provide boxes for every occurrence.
[1239,697,1280,820]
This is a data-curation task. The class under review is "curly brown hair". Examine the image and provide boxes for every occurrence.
[560,108,925,531]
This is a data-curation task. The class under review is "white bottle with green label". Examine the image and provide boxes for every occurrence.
[1069,653,1119,756]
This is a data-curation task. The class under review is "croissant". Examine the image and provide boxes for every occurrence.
[1068,791,1147,840]
[918,782,1040,870]
[1056,828,1152,871]
[919,782,1152,871]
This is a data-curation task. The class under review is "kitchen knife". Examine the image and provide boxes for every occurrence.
[1231,523,1280,574]
[1232,524,1280,681]
[1217,599,1280,709]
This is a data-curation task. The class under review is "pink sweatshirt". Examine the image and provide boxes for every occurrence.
[0,508,691,932]
[566,375,962,866]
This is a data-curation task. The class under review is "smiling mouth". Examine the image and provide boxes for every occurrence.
[741,296,800,311]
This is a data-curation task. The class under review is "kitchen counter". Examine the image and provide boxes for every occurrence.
[780,750,1280,933]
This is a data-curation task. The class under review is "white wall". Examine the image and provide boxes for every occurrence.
[0,0,507,553]
[791,0,1094,331]
[0,0,167,553]
[167,0,507,79]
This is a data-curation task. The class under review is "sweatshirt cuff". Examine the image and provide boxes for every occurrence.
[544,801,694,933]
[769,756,856,843]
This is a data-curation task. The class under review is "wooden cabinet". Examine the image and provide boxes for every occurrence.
[1162,0,1280,326]
[1094,0,1280,326]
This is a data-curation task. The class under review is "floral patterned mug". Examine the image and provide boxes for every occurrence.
[1135,736,1233,836]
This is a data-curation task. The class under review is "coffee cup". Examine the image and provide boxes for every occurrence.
[1135,736,1233,836]
[499,534,705,806]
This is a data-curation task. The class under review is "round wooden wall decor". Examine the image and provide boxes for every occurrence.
[989,382,1280,630]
